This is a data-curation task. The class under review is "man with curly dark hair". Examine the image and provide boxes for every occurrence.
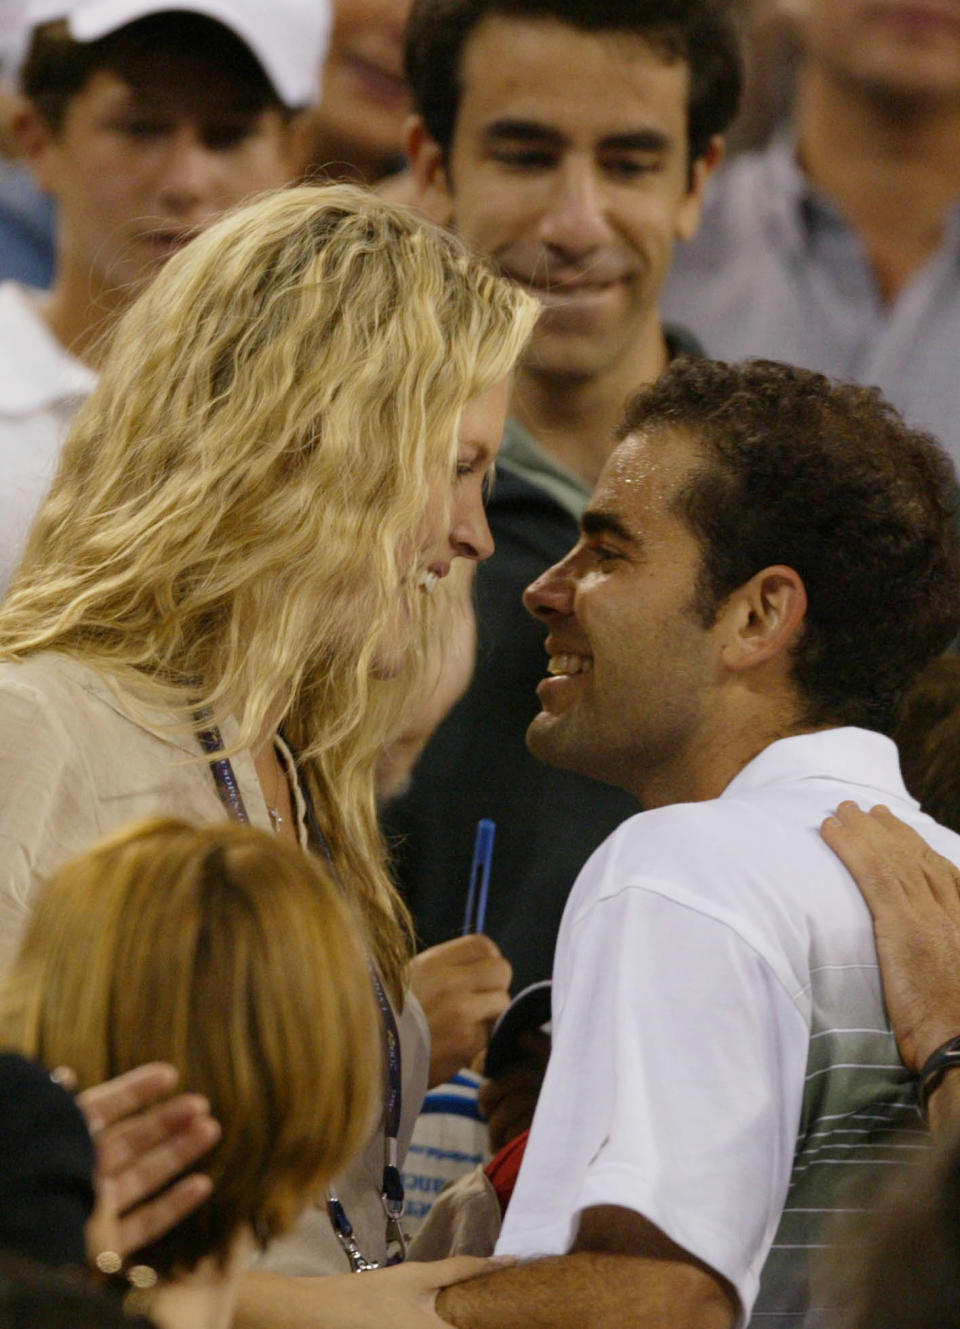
[434,359,960,1329]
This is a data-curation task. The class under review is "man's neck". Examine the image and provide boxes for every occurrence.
[631,696,823,811]
[38,257,131,369]
[794,65,960,301]
[511,326,670,490]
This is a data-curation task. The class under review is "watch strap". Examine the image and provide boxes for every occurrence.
[918,1034,960,1118]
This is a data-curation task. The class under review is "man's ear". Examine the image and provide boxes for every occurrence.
[11,98,61,194]
[280,108,317,180]
[676,134,725,242]
[719,565,808,673]
[404,115,455,226]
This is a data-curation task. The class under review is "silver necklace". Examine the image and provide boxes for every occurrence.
[267,746,287,832]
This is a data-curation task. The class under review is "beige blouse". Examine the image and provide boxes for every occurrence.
[0,649,430,1275]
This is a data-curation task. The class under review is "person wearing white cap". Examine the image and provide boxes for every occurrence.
[0,0,331,594]
[0,0,54,289]
[0,0,30,85]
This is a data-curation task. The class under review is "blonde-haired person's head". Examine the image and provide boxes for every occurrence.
[0,818,380,1276]
[1,183,535,734]
[0,183,539,997]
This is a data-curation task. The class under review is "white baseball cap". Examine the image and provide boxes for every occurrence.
[0,0,30,78]
[22,0,332,106]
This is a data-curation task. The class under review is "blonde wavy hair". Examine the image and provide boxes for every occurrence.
[0,818,380,1274]
[0,184,539,998]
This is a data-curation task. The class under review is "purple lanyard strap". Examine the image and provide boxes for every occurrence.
[195,718,406,1267]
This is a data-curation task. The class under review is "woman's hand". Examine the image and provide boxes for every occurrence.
[239,1257,510,1329]
[821,801,960,1070]
[67,1062,220,1260]
[410,936,512,1088]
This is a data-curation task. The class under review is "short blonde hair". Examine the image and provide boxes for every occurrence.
[0,819,380,1275]
[0,184,540,998]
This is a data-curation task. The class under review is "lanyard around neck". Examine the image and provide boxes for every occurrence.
[195,717,406,1267]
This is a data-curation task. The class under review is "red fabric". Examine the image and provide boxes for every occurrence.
[484,1129,530,1216]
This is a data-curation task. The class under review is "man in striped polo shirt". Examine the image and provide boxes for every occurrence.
[434,357,960,1329]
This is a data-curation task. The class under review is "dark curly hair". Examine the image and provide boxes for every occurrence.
[616,358,960,735]
[405,0,742,168]
[893,653,960,831]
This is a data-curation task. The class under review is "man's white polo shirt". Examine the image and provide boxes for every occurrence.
[498,727,960,1325]
[0,282,96,591]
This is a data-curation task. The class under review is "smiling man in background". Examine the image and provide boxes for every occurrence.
[385,0,741,997]
[0,0,329,590]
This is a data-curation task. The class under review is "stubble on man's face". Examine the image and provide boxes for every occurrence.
[524,432,722,805]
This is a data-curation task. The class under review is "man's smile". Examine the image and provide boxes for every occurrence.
[547,653,594,675]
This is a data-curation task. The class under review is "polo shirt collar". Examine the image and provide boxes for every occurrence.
[755,134,806,255]
[721,726,913,806]
[0,282,96,416]
[499,416,592,523]
[498,323,703,525]
[761,132,960,268]
[761,133,859,260]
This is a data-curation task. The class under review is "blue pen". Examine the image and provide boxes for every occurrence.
[463,818,496,935]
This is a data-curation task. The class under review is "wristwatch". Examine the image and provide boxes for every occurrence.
[918,1034,960,1118]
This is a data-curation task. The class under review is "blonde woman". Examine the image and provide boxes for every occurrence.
[0,818,379,1329]
[0,183,539,1318]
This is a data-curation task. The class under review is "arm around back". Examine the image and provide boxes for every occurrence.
[437,1205,737,1329]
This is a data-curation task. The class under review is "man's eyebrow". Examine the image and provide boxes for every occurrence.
[482,119,568,149]
[481,121,672,155]
[598,129,672,153]
[581,508,638,544]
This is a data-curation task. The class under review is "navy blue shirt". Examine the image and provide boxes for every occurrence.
[0,164,54,289]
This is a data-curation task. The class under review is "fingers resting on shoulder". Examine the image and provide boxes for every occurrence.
[821,801,960,914]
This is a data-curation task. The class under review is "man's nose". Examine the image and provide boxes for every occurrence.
[523,556,576,622]
[537,159,614,256]
[156,129,222,212]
